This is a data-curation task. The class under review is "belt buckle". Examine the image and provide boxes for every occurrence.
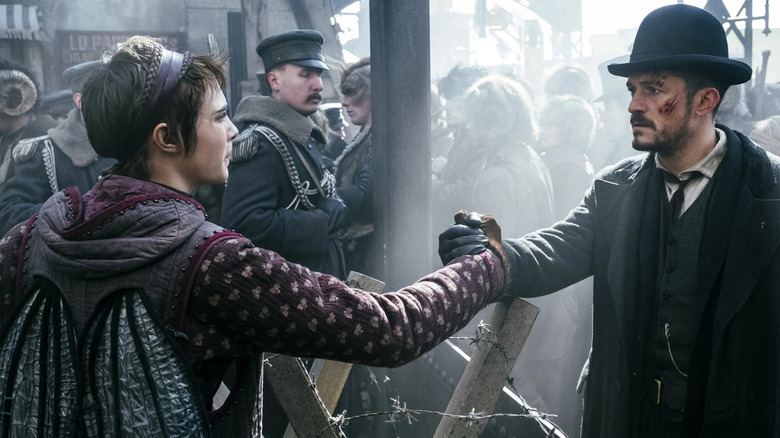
[653,378,661,404]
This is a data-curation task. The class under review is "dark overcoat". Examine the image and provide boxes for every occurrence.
[0,108,114,234]
[221,96,343,277]
[502,125,780,437]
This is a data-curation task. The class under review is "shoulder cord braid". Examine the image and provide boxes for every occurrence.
[40,138,58,194]
[255,125,336,210]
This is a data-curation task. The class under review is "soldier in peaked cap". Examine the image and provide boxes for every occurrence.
[0,59,114,235]
[221,30,349,435]
[222,29,348,279]
[438,4,780,437]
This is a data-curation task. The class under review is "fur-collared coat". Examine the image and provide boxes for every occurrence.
[0,108,114,234]
[222,96,344,277]
[502,125,780,437]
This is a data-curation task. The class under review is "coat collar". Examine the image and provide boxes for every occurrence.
[232,95,325,145]
[48,108,100,167]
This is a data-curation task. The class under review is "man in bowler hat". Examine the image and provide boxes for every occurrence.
[0,59,114,235]
[439,4,780,437]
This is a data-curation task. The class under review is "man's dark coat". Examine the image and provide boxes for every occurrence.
[503,125,780,437]
[222,96,342,277]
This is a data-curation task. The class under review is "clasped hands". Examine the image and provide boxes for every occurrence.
[438,210,502,265]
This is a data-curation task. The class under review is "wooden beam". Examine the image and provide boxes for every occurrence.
[265,354,345,438]
[433,298,539,438]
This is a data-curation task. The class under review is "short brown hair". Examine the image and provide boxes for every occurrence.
[82,36,228,179]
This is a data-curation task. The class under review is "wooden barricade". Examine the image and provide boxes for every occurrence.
[267,275,547,438]
[434,297,540,438]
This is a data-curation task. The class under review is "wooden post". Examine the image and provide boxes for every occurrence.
[265,354,344,438]
[265,272,384,438]
[433,298,539,438]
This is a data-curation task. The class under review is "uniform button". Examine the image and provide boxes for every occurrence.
[667,264,675,273]
[615,380,622,392]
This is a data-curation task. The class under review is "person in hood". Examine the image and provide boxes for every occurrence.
[0,35,508,437]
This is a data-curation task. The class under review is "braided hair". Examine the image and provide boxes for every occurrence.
[82,36,227,180]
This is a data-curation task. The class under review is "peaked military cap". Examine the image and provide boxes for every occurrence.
[63,60,102,93]
[256,29,328,71]
[40,89,75,118]
[322,103,347,129]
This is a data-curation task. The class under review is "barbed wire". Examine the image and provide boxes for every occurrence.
[265,318,568,438]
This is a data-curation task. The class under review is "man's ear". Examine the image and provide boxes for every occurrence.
[150,123,179,154]
[696,87,721,117]
[72,93,82,110]
[267,69,280,92]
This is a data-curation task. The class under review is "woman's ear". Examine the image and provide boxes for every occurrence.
[150,123,179,154]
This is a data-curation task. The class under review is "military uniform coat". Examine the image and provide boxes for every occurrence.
[222,96,344,277]
[0,108,114,234]
[502,125,780,437]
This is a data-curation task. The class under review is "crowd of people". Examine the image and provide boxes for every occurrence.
[0,3,780,438]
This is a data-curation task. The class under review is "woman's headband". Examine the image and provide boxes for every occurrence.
[126,48,189,162]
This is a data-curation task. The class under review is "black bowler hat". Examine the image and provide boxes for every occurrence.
[63,60,102,94]
[256,29,329,71]
[608,4,752,85]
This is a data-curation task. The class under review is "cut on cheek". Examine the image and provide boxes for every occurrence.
[659,96,679,116]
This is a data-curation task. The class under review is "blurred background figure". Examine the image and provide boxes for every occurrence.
[430,64,489,228]
[467,74,553,235]
[544,63,594,102]
[440,73,587,434]
[38,89,74,124]
[321,102,348,161]
[335,57,375,277]
[750,115,780,156]
[716,83,755,134]
[537,94,596,219]
[590,54,635,170]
